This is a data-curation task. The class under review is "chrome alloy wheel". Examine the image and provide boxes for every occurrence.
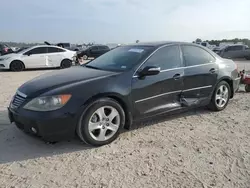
[88,106,120,141]
[215,85,229,108]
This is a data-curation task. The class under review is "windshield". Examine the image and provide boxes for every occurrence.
[16,47,29,53]
[83,46,154,72]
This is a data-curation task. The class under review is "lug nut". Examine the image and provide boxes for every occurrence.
[106,123,109,126]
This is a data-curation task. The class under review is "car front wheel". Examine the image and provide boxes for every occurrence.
[10,60,25,71]
[77,98,125,146]
[208,81,231,111]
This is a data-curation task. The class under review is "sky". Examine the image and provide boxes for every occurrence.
[0,0,250,44]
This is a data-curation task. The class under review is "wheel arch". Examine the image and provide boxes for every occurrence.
[60,58,72,67]
[81,92,133,130]
[10,60,25,69]
[215,76,234,98]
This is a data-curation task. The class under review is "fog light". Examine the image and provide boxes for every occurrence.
[31,127,37,134]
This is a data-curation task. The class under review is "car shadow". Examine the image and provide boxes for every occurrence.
[127,107,211,131]
[0,67,60,73]
[0,107,212,164]
[0,110,91,164]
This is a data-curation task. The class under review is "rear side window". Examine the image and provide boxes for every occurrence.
[181,45,215,66]
[48,47,65,53]
[143,45,182,70]
[25,47,47,55]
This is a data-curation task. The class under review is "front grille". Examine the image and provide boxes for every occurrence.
[11,93,26,109]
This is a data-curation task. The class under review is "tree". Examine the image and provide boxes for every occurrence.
[195,38,202,43]
[136,40,140,43]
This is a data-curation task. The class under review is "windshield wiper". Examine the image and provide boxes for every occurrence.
[85,65,101,70]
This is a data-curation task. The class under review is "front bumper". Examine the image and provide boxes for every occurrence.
[0,63,8,69]
[8,107,78,142]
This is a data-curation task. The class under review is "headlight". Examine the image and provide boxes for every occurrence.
[23,95,71,111]
[0,57,10,61]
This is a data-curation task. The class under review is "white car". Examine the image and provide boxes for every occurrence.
[0,45,76,71]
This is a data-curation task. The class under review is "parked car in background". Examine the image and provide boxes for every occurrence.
[8,42,240,146]
[217,44,250,60]
[0,43,14,56]
[77,45,110,60]
[0,45,76,71]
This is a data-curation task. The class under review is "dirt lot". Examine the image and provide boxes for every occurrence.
[0,61,250,188]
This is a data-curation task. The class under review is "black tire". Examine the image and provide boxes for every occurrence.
[10,60,24,71]
[60,59,72,69]
[207,81,231,111]
[76,98,125,146]
[245,84,250,92]
[246,56,250,60]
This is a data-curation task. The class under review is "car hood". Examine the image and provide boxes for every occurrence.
[0,53,20,58]
[18,67,118,97]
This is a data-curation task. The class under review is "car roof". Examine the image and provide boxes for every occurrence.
[127,41,195,47]
[31,45,63,48]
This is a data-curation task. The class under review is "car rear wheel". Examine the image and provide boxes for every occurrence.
[77,98,125,146]
[60,59,72,69]
[83,55,88,60]
[10,60,24,71]
[245,84,250,92]
[208,81,231,111]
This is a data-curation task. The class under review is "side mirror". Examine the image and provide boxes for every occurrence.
[138,66,161,77]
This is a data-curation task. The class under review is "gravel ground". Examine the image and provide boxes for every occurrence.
[0,61,250,188]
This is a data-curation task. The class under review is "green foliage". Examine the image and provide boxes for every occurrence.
[204,38,250,47]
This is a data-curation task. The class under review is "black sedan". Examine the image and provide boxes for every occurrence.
[8,42,241,146]
[77,45,110,60]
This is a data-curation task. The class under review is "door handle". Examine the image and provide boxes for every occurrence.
[209,68,216,74]
[173,73,181,80]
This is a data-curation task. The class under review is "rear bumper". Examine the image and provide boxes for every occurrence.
[8,107,78,142]
[233,76,241,93]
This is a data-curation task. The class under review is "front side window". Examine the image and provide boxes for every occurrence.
[142,45,182,70]
[25,47,47,55]
[181,45,215,66]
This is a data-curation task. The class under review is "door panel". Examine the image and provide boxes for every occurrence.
[181,45,218,101]
[132,69,184,117]
[183,64,218,98]
[46,53,62,67]
[22,47,47,68]
[131,45,184,118]
[22,54,46,68]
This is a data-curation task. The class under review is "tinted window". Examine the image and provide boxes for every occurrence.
[143,45,182,70]
[227,45,243,51]
[182,45,215,66]
[201,42,207,47]
[91,46,98,50]
[48,47,65,53]
[99,46,109,50]
[25,47,47,55]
